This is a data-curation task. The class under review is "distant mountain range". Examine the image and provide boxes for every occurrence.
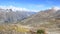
[0,8,36,23]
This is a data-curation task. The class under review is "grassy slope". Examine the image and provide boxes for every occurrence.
[0,24,31,34]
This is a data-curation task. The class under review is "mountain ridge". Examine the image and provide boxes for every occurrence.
[21,7,60,26]
[0,8,36,23]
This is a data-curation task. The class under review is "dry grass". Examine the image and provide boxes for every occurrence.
[0,24,30,34]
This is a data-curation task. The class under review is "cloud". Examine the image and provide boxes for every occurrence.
[48,6,60,11]
[0,6,28,11]
[0,5,38,12]
[52,6,60,10]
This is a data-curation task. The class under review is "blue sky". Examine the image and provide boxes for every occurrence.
[0,0,60,12]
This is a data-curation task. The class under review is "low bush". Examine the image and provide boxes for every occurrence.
[37,29,45,34]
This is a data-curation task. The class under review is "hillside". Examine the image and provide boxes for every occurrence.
[20,7,60,34]
[21,7,58,25]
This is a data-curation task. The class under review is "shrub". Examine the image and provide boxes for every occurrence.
[37,29,45,34]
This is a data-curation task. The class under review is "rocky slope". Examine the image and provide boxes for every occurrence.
[21,7,59,25]
[21,7,60,34]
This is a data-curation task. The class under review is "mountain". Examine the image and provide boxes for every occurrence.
[0,8,36,23]
[21,7,60,34]
[21,7,59,25]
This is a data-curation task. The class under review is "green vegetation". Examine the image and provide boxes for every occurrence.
[37,29,45,34]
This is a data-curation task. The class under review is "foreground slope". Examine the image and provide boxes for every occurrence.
[0,24,32,34]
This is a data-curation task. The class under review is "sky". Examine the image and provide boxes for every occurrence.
[0,0,60,12]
